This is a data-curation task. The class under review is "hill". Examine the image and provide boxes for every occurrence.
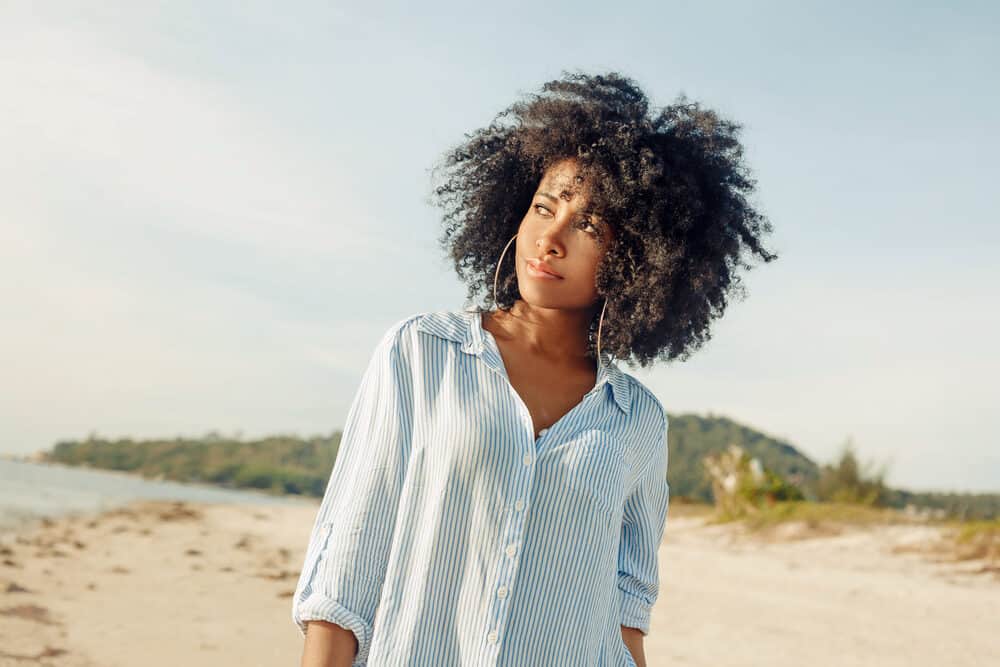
[665,412,819,502]
[40,415,998,518]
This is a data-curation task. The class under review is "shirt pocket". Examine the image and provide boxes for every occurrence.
[558,430,629,519]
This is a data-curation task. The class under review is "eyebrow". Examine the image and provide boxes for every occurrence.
[535,191,597,216]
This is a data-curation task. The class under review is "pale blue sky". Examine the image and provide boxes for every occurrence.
[1,1,996,492]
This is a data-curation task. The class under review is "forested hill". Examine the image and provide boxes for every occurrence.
[41,413,818,501]
[43,432,343,497]
[665,412,820,501]
[38,416,1000,518]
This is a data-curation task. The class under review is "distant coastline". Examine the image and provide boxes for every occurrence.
[0,458,314,537]
[32,416,1000,520]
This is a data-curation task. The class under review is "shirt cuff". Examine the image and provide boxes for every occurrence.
[618,586,652,636]
[294,594,373,666]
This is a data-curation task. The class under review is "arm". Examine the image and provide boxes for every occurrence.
[292,318,416,666]
[301,621,359,667]
[621,626,647,667]
[617,408,670,647]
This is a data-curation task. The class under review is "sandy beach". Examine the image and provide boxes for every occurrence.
[1,500,996,667]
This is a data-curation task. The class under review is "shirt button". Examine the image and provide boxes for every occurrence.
[487,630,498,644]
[497,585,508,598]
[505,544,517,557]
[514,499,525,511]
[539,428,548,436]
[522,452,532,466]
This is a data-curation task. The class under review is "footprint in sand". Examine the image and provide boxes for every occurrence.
[0,603,59,626]
[5,582,33,594]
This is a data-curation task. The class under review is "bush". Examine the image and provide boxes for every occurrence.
[814,438,891,506]
[703,444,804,520]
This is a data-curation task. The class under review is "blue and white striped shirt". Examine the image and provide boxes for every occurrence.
[292,309,670,666]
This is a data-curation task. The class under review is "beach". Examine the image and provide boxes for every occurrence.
[1,500,996,666]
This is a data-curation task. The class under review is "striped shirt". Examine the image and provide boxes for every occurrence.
[292,308,670,666]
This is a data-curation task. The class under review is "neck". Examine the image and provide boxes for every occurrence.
[489,300,601,365]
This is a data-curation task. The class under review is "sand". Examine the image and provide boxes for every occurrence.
[0,500,996,666]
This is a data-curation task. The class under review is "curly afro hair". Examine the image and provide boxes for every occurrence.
[429,70,778,367]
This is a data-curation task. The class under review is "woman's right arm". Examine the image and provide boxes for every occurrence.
[300,621,359,667]
[291,315,419,666]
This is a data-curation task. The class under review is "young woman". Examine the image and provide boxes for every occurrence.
[292,71,777,667]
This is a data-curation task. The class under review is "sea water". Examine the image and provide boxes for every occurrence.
[0,458,314,534]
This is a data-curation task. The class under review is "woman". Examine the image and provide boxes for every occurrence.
[293,70,777,667]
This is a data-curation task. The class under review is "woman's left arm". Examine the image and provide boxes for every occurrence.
[621,625,647,667]
[616,405,670,665]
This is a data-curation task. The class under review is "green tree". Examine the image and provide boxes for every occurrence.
[815,438,890,506]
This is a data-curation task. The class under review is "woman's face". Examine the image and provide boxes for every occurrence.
[514,157,614,312]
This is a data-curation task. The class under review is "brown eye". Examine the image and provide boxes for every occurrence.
[533,204,551,216]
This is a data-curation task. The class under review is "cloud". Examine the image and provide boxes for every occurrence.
[0,18,383,259]
[0,16,403,452]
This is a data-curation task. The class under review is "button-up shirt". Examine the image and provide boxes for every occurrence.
[292,309,670,666]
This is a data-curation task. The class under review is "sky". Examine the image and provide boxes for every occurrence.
[1,1,997,493]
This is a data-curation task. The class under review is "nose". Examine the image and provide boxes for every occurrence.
[535,214,574,254]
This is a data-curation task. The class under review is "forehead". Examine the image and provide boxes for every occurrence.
[538,159,591,200]
[534,159,615,241]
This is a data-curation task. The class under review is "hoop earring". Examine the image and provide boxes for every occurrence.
[494,233,609,366]
[493,233,518,308]
[596,297,608,367]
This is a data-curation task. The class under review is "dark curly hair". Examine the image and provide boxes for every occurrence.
[428,70,778,367]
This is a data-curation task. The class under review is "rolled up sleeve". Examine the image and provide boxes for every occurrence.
[292,317,416,665]
[617,409,670,635]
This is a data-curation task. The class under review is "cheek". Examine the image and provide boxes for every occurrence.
[565,253,604,292]
[515,226,534,258]
[579,245,605,274]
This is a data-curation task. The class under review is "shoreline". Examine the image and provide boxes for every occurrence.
[0,459,315,538]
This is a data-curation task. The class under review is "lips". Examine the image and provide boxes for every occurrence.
[527,258,563,278]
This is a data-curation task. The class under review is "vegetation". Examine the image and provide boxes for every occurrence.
[735,501,916,530]
[949,519,1000,561]
[807,439,999,520]
[666,413,818,503]
[41,414,999,520]
[812,438,891,506]
[700,444,804,521]
[44,431,340,496]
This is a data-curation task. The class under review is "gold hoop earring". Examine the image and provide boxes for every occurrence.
[494,233,609,365]
[596,297,608,367]
[493,233,518,307]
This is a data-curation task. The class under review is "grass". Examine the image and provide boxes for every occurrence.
[697,501,999,575]
[944,518,1000,561]
[706,500,919,530]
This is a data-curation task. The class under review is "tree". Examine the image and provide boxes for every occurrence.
[815,437,890,506]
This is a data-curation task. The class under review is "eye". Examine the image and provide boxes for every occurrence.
[533,204,600,237]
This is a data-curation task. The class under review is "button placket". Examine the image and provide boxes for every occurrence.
[483,443,533,659]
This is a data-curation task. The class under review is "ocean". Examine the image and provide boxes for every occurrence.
[0,458,315,535]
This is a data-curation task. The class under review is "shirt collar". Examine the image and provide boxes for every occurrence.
[416,309,631,416]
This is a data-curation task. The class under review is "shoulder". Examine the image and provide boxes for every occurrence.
[621,372,668,434]
[374,308,471,356]
[618,371,669,469]
[360,313,425,370]
[378,311,427,345]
